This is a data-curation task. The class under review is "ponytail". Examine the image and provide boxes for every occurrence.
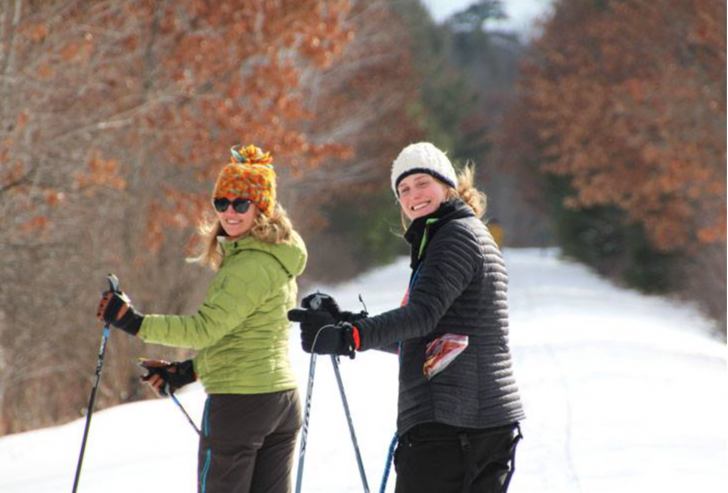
[447,163,487,219]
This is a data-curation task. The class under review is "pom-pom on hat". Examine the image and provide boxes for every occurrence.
[213,144,276,216]
[391,142,457,196]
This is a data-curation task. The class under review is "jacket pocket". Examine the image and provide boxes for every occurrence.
[423,333,469,379]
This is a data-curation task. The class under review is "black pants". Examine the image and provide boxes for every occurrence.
[394,422,522,493]
[198,390,302,493]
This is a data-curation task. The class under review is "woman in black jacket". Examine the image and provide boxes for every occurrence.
[289,142,525,493]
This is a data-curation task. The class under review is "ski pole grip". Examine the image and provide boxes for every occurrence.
[107,273,120,294]
[308,293,325,310]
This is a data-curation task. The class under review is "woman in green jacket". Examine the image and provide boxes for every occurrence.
[96,144,307,493]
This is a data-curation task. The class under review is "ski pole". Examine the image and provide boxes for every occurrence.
[295,350,318,493]
[379,432,398,493]
[72,273,119,493]
[170,391,201,436]
[331,355,370,493]
[294,296,329,493]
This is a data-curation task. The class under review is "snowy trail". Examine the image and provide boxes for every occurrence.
[506,250,726,493]
[0,248,725,493]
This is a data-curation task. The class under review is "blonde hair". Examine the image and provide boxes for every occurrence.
[400,163,487,230]
[188,203,295,270]
[447,163,487,218]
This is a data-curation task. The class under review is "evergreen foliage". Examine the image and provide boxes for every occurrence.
[502,0,726,331]
[547,176,675,293]
[315,0,494,280]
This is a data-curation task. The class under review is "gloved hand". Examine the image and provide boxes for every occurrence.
[96,290,144,336]
[288,305,360,357]
[301,292,368,323]
[308,322,359,357]
[287,307,337,353]
[139,359,197,397]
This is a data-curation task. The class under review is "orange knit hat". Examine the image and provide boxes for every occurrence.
[212,144,277,216]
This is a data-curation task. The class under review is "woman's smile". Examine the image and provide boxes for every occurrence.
[215,198,258,239]
[398,173,449,220]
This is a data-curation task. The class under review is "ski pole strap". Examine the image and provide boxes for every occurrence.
[379,431,399,493]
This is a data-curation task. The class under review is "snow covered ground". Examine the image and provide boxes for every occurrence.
[0,248,725,493]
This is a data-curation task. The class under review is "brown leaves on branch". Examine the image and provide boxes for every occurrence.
[0,0,419,433]
[519,0,726,251]
[75,153,127,196]
[1,0,363,247]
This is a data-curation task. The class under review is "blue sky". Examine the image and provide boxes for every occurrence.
[421,0,555,34]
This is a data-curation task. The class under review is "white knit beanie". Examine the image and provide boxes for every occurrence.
[391,142,457,196]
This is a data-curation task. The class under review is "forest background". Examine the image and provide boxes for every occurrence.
[0,0,724,434]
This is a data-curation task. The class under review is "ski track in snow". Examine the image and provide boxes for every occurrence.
[0,248,725,493]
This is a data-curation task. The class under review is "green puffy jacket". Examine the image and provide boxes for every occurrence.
[138,231,307,395]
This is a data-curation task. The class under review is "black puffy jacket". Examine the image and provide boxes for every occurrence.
[357,199,525,435]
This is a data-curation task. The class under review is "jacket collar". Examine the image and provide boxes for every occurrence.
[219,232,307,278]
[404,199,474,268]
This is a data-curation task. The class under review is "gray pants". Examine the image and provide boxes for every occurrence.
[198,390,302,493]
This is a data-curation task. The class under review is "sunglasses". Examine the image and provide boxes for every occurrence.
[212,197,253,214]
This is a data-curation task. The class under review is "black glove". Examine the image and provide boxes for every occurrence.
[301,292,368,323]
[289,313,357,357]
[139,359,197,397]
[310,322,358,357]
[291,292,366,356]
[288,307,337,353]
[96,290,144,336]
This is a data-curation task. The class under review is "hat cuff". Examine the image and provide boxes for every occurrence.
[394,168,457,195]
